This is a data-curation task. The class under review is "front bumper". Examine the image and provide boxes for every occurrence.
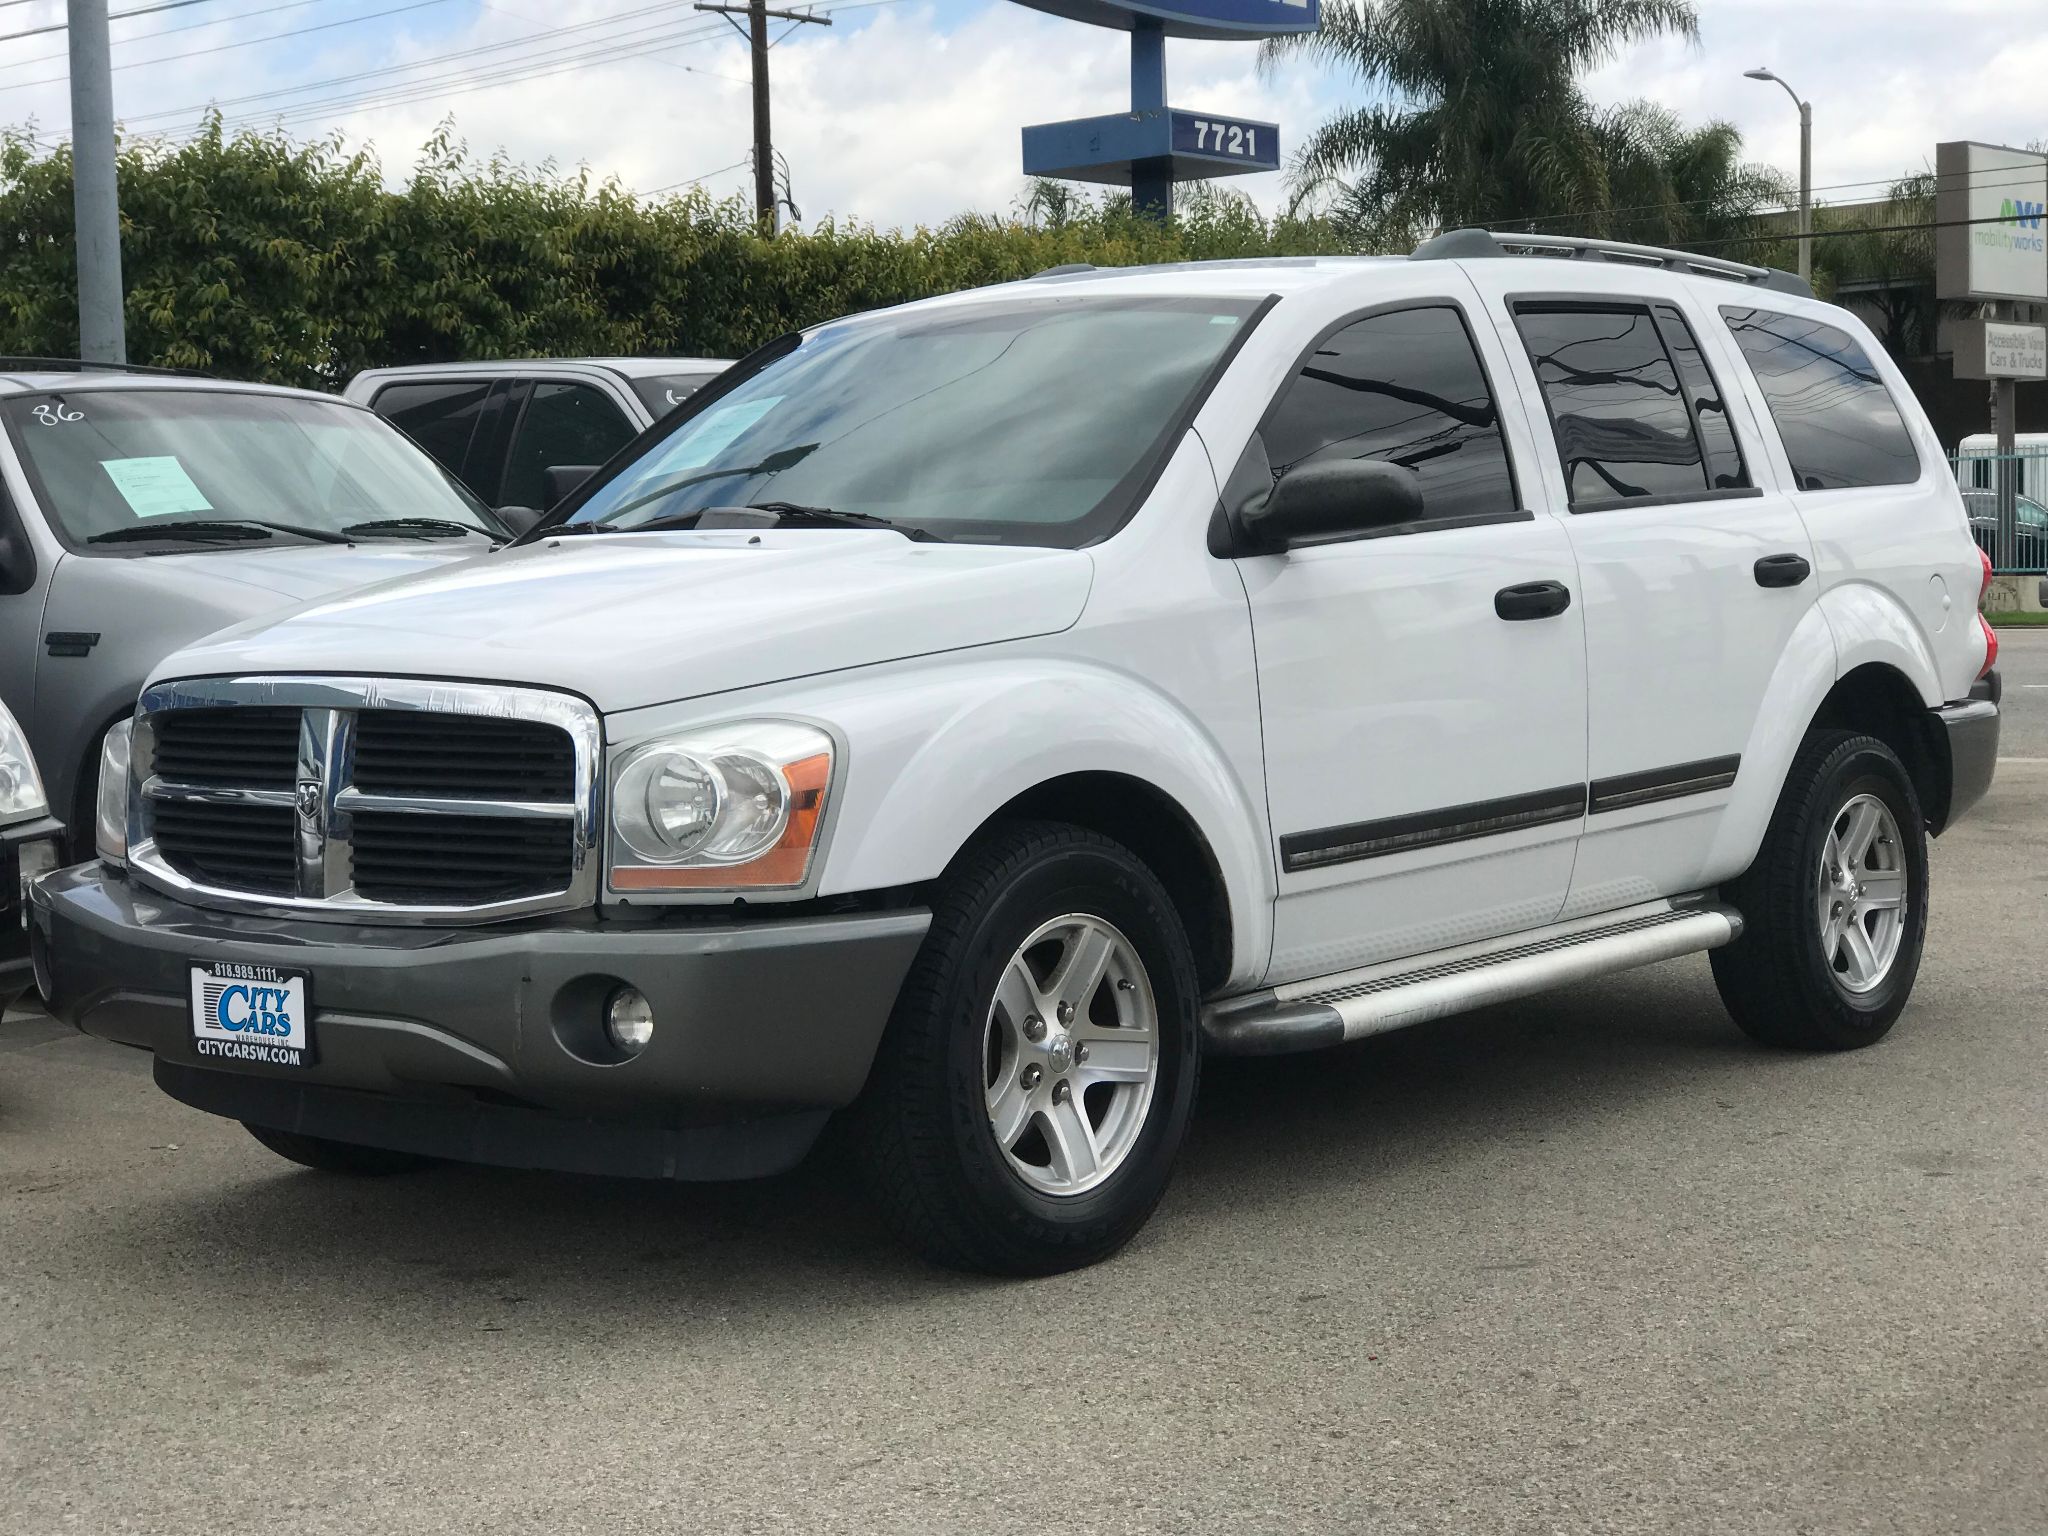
[0,814,63,1007]
[33,864,929,1179]
[1933,678,2000,831]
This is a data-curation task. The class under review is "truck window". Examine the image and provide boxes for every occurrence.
[1514,302,1740,508]
[500,383,636,509]
[1719,308,1920,490]
[369,380,491,483]
[1258,305,1519,523]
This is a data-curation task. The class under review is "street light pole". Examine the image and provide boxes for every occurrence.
[67,0,125,362]
[1744,67,1810,286]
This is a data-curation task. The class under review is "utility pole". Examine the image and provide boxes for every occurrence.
[67,0,125,361]
[693,0,830,233]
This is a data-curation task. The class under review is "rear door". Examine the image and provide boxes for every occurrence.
[1485,278,1818,911]
[1236,298,1589,985]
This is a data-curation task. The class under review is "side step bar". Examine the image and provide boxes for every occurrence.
[1204,899,1743,1057]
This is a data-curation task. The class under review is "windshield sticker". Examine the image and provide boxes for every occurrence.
[31,402,83,425]
[100,456,214,518]
[660,397,781,470]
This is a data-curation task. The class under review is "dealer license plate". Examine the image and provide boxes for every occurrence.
[188,961,314,1068]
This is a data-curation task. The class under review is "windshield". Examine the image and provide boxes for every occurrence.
[564,295,1262,547]
[627,372,722,416]
[3,388,498,546]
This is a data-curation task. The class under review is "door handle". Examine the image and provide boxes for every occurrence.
[1753,552,1811,588]
[1494,580,1572,621]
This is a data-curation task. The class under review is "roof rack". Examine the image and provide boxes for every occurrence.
[0,355,199,377]
[1410,228,1813,299]
[1032,262,1098,278]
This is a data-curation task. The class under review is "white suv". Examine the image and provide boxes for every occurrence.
[40,232,2000,1275]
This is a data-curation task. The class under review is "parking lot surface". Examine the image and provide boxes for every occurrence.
[2,644,2044,1535]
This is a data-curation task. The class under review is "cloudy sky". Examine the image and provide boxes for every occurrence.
[0,0,2040,228]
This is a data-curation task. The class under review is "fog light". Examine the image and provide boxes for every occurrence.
[605,987,654,1056]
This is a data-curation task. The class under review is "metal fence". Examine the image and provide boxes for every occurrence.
[1950,449,2048,575]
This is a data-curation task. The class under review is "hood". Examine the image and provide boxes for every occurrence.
[153,530,1097,712]
[47,541,484,667]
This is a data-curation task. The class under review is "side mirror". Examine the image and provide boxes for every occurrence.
[543,465,599,509]
[492,504,543,536]
[1240,459,1425,551]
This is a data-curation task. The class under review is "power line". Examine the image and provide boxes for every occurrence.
[123,2,729,126]
[0,0,456,91]
[1496,165,2048,238]
[643,156,751,196]
[195,17,739,134]
[143,0,891,140]
[0,0,233,45]
[1686,209,2048,252]
[0,0,341,75]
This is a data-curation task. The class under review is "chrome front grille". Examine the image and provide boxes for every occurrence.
[129,677,603,922]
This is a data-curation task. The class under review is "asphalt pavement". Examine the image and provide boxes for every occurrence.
[2,671,2044,1534]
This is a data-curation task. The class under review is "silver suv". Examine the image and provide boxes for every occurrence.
[0,363,509,849]
[345,357,728,514]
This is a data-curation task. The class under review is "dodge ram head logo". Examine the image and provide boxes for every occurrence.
[295,780,322,826]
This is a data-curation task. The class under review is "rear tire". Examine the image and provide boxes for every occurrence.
[851,821,1201,1276]
[1711,730,1928,1050]
[243,1122,439,1176]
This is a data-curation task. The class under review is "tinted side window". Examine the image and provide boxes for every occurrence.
[1653,305,1748,491]
[369,380,491,480]
[1720,308,1920,490]
[500,383,636,509]
[1259,305,1519,522]
[1513,304,1710,507]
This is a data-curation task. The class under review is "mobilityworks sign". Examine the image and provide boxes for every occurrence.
[1936,140,2048,303]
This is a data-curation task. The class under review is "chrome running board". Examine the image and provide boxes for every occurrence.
[1204,898,1743,1057]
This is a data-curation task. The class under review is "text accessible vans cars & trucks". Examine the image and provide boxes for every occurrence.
[36,234,1999,1274]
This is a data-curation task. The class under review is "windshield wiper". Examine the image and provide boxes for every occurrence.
[577,501,943,542]
[554,444,820,532]
[87,518,352,546]
[744,501,945,542]
[341,517,497,541]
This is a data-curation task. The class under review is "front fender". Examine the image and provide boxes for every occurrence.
[819,659,1275,992]
[607,656,1274,993]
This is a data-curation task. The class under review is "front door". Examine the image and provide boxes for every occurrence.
[1237,301,1589,986]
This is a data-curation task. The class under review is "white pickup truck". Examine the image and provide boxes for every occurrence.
[37,232,1999,1275]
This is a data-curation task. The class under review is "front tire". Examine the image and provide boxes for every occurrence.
[852,821,1201,1275]
[243,1122,439,1176]
[1711,730,1929,1050]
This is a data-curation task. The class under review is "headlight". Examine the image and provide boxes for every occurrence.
[609,720,834,893]
[0,702,46,825]
[95,718,131,866]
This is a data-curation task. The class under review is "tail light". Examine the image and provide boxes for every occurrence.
[1978,549,1998,678]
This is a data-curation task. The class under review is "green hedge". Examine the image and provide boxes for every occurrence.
[0,120,1340,390]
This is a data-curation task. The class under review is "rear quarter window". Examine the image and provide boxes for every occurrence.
[1719,308,1920,490]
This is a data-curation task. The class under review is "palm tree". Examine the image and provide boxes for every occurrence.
[1266,0,1699,248]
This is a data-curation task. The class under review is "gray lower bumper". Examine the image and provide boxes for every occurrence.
[33,864,930,1179]
[1934,687,1999,832]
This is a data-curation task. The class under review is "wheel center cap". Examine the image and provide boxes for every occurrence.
[1045,1031,1074,1074]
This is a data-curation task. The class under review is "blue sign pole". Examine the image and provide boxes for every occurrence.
[1016,0,1311,222]
[1130,19,1169,218]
